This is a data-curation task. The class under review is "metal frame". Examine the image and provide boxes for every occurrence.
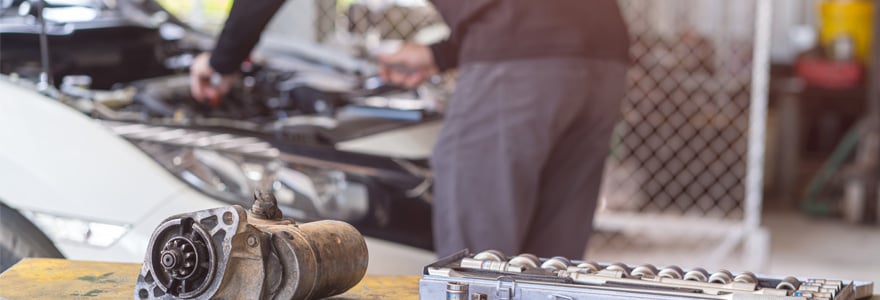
[742,0,773,269]
[592,0,774,271]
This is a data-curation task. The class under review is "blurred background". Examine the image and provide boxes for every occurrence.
[188,0,879,283]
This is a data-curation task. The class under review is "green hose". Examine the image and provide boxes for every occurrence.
[802,119,865,215]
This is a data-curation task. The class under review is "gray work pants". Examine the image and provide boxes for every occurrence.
[432,58,626,258]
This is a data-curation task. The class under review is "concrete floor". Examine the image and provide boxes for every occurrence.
[585,210,880,294]
[762,211,880,294]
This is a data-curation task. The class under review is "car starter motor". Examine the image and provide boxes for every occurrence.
[134,191,369,299]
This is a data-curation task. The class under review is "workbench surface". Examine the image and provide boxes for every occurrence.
[2,258,878,300]
[0,258,419,299]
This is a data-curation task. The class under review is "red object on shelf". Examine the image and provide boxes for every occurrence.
[795,56,863,90]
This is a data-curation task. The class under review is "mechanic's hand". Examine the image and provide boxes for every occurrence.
[377,43,437,89]
[190,52,238,106]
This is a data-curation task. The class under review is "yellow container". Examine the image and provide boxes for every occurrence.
[819,0,874,63]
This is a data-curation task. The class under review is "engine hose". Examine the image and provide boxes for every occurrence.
[132,76,192,117]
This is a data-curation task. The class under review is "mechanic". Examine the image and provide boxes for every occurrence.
[190,0,629,259]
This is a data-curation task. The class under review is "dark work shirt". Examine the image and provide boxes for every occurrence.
[430,0,629,71]
[210,0,285,74]
[209,0,629,74]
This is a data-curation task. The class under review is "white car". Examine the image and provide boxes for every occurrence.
[0,0,440,274]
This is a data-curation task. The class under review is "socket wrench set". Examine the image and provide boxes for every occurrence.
[420,250,874,300]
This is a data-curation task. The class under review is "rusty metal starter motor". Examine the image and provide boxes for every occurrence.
[134,191,369,299]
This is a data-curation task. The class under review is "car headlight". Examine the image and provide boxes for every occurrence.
[275,167,369,221]
[19,210,130,248]
[107,122,371,222]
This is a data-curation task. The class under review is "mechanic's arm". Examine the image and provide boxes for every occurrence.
[427,37,459,73]
[191,0,286,102]
[378,0,497,87]
[428,0,497,71]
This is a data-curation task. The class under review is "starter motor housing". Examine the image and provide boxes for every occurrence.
[134,193,369,299]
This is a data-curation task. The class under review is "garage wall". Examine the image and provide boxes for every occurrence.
[769,0,821,63]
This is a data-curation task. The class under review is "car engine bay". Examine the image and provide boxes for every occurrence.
[0,0,440,250]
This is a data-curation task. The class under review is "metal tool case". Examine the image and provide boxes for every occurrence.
[420,250,874,300]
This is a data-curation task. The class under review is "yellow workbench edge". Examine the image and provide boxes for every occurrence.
[0,258,419,299]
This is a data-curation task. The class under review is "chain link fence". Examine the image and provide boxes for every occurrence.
[314,0,443,43]
[311,0,770,269]
[600,0,754,220]
[590,0,769,270]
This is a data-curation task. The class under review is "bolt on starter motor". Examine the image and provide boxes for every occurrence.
[134,191,369,299]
